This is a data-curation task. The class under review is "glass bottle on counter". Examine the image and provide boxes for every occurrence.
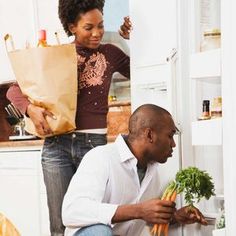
[37,29,49,47]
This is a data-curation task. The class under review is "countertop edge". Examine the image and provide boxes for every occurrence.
[0,135,117,150]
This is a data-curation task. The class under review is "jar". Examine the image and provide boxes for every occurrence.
[211,97,222,118]
[200,29,221,52]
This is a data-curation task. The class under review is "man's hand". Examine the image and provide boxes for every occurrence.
[111,199,175,224]
[138,199,176,224]
[173,206,208,225]
[119,16,132,40]
[27,103,55,136]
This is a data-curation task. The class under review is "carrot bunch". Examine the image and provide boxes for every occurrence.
[150,181,178,236]
[150,167,215,236]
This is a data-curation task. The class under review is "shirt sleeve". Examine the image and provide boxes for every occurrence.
[6,83,30,115]
[108,44,130,79]
[62,147,118,228]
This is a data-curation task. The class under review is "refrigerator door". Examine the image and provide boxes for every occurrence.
[131,58,183,236]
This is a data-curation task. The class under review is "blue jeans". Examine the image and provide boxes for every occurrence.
[73,224,112,236]
[41,132,107,236]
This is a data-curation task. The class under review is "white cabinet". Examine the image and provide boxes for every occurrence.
[130,0,177,67]
[129,0,179,119]
[0,148,50,236]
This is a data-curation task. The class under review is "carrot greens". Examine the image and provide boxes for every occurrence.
[175,167,215,206]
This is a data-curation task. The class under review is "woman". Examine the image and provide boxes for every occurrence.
[6,0,131,235]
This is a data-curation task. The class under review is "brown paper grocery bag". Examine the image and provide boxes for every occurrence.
[7,44,77,138]
[0,213,21,236]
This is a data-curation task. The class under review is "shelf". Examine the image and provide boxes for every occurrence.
[192,118,222,145]
[212,228,226,236]
[215,194,224,201]
[203,212,218,219]
[190,49,221,80]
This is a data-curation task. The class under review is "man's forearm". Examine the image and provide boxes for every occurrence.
[111,203,142,223]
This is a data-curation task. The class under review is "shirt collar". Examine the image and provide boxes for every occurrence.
[115,134,159,171]
[115,134,138,166]
[74,41,101,52]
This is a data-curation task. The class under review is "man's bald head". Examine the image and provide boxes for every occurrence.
[128,104,172,140]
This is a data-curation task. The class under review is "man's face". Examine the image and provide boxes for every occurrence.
[149,115,177,164]
[70,9,104,49]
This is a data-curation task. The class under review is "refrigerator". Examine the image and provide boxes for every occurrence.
[130,0,236,235]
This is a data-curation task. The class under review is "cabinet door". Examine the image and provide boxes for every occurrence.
[130,0,177,67]
[0,151,41,236]
[39,160,50,236]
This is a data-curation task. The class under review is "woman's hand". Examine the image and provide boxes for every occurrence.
[173,206,208,225]
[119,16,132,40]
[26,104,55,136]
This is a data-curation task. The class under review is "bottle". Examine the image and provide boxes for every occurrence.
[215,207,225,229]
[211,97,222,118]
[199,100,211,120]
[37,29,49,47]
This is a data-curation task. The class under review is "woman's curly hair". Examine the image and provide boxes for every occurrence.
[58,0,105,36]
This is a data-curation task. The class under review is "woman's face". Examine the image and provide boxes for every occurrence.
[69,9,104,49]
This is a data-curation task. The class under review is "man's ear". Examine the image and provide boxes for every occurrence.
[145,128,153,143]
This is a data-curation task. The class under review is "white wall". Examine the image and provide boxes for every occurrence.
[0,0,36,83]
[104,0,129,32]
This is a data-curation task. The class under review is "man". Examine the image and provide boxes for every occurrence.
[62,104,207,236]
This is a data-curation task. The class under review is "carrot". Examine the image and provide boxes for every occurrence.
[156,190,174,236]
[165,189,173,201]
[161,190,177,236]
[170,190,177,201]
[157,223,164,236]
[163,224,168,236]
[150,224,158,235]
[151,182,178,236]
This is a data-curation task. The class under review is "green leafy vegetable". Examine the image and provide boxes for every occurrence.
[175,166,215,206]
[151,167,215,235]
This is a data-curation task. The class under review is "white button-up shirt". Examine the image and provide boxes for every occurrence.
[62,134,163,236]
